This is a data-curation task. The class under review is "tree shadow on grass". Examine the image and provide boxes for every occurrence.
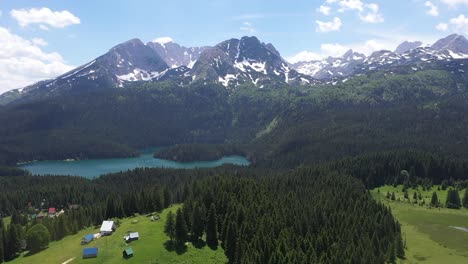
[207,243,218,250]
[192,239,206,249]
[23,247,48,257]
[164,240,187,255]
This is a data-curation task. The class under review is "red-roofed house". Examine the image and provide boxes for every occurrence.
[48,207,56,218]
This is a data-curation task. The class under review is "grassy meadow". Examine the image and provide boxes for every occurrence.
[10,204,226,264]
[372,185,468,264]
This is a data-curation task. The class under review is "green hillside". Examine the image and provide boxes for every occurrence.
[372,186,468,264]
[10,205,226,264]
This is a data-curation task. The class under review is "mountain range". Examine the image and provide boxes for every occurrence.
[1,34,468,105]
[292,34,468,79]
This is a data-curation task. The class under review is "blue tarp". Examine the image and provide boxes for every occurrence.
[84,234,94,242]
[83,247,98,258]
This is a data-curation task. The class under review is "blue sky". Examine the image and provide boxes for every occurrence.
[0,0,468,92]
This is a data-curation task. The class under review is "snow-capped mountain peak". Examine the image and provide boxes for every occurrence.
[189,36,315,87]
[290,34,468,80]
[394,41,423,54]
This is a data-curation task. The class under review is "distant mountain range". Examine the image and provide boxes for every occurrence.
[1,34,468,105]
[291,34,468,79]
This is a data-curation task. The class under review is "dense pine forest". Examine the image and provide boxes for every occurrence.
[153,144,247,162]
[0,166,405,263]
[0,70,468,168]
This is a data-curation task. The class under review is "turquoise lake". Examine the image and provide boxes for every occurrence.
[19,149,250,179]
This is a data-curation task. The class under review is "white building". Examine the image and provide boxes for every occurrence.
[124,232,139,243]
[100,221,116,236]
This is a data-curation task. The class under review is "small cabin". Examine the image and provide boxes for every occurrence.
[124,232,139,243]
[37,212,46,218]
[83,247,98,259]
[81,234,94,245]
[100,221,116,236]
[123,247,134,258]
[48,208,56,218]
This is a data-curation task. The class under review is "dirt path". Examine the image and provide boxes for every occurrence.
[449,226,468,232]
[62,257,75,264]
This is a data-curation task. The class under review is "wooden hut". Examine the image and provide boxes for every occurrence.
[123,248,134,258]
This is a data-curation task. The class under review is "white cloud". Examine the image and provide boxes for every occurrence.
[449,14,468,33]
[39,24,50,31]
[0,27,74,93]
[232,13,302,20]
[152,37,174,44]
[320,43,351,57]
[288,39,391,63]
[323,0,384,23]
[287,51,323,63]
[425,1,439,16]
[436,14,468,34]
[318,5,332,15]
[359,3,384,23]
[240,22,256,34]
[32,37,47,46]
[440,0,468,8]
[10,7,80,28]
[436,22,449,31]
[316,17,342,32]
[338,0,364,12]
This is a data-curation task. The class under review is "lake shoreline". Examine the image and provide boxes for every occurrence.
[19,148,250,179]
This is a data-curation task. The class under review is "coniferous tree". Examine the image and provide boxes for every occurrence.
[1,223,6,263]
[0,225,3,263]
[183,203,192,232]
[164,211,176,242]
[206,203,218,248]
[153,190,163,212]
[5,224,20,261]
[395,236,405,258]
[462,189,468,208]
[387,242,396,264]
[430,192,439,207]
[55,216,68,240]
[175,209,188,246]
[446,189,461,209]
[224,222,238,263]
[191,205,204,241]
[163,188,173,208]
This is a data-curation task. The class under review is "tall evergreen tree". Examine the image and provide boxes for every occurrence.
[153,190,163,212]
[164,211,176,242]
[163,188,173,208]
[55,216,68,240]
[175,209,188,246]
[462,189,468,208]
[387,242,396,264]
[395,236,405,258]
[5,224,20,261]
[430,192,439,207]
[0,225,3,263]
[1,222,6,263]
[224,222,238,263]
[206,203,218,248]
[446,189,461,209]
[191,205,204,241]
